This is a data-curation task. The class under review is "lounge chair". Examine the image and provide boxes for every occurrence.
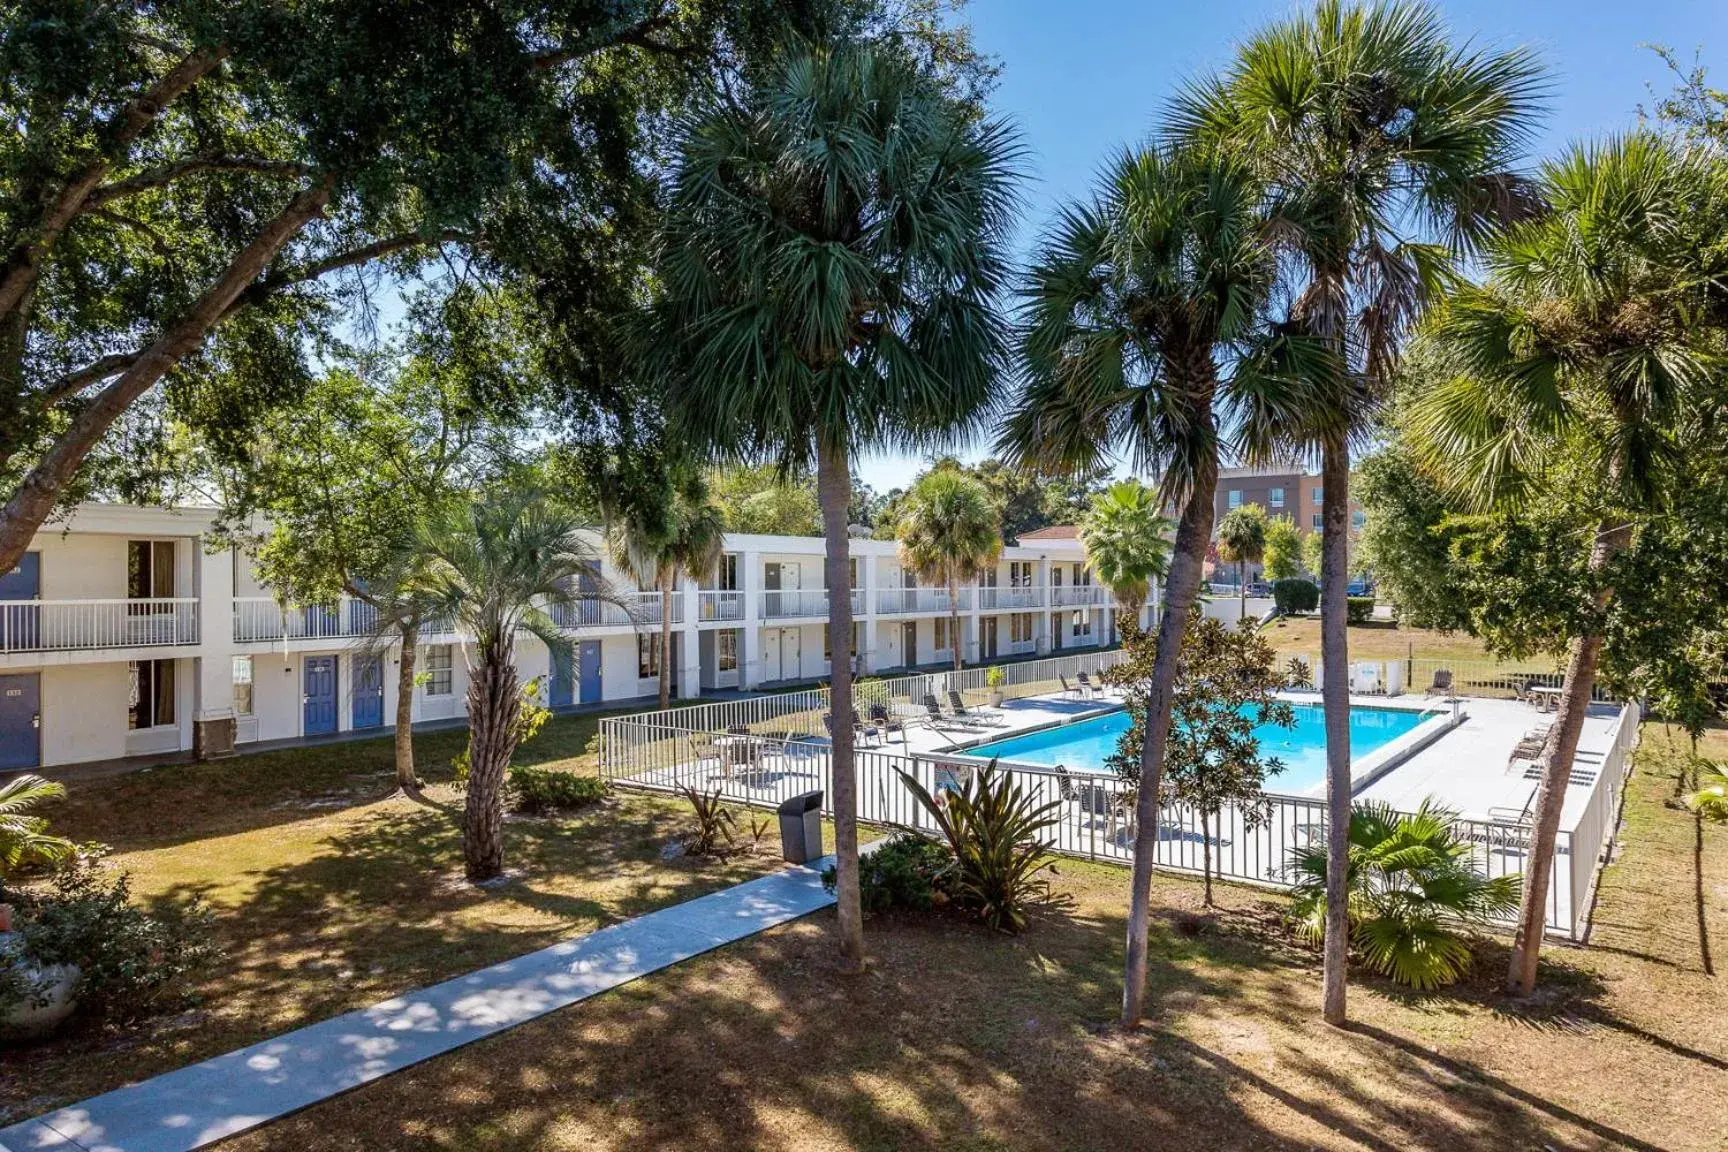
[1488,784,1539,824]
[1076,671,1106,699]
[922,693,987,730]
[823,712,880,747]
[1059,674,1083,700]
[868,702,906,743]
[1424,668,1454,697]
[948,689,1007,726]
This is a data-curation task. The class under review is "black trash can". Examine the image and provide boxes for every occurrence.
[777,791,824,864]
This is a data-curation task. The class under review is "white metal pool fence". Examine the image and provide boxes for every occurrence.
[600,657,1642,942]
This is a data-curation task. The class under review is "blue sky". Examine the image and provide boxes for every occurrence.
[851,0,1727,493]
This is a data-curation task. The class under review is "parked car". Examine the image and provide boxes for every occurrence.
[1247,581,1271,597]
[1346,580,1373,597]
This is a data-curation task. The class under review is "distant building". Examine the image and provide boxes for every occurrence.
[1211,466,1364,585]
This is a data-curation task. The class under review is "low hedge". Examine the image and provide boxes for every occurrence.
[510,767,609,813]
[1346,596,1375,625]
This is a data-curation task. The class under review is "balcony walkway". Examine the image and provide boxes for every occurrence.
[0,860,842,1152]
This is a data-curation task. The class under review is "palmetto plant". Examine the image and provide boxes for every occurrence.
[1684,766,1728,823]
[1001,139,1329,1024]
[1410,133,1726,994]
[0,773,75,899]
[411,487,618,881]
[606,473,727,709]
[1289,800,1521,990]
[1176,0,1547,1024]
[895,469,1003,671]
[1078,479,1173,629]
[653,43,1021,972]
[895,762,1063,934]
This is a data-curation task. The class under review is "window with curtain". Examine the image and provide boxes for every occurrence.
[128,659,175,728]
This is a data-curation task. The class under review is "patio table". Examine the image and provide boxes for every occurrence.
[1529,685,1564,712]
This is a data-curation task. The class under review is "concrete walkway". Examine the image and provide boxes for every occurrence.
[0,860,838,1152]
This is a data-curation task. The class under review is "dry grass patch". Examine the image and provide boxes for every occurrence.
[221,745,1725,1152]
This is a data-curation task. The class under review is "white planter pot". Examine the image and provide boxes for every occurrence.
[989,690,1005,707]
[1,933,80,1040]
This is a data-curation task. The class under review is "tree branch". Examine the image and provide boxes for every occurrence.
[89,156,311,206]
[0,43,229,324]
[222,228,482,318]
[35,353,139,405]
[529,12,688,69]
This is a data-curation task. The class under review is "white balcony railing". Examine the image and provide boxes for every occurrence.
[698,590,744,622]
[760,589,829,619]
[1051,584,1108,607]
[233,597,457,643]
[549,592,678,630]
[0,598,199,653]
[875,587,970,614]
[976,585,1045,610]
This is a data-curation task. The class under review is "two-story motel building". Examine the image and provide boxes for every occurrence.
[0,505,1128,771]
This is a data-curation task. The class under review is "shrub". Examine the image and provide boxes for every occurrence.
[894,762,1065,933]
[8,851,221,1026]
[510,768,608,814]
[679,784,737,855]
[1346,596,1376,624]
[1271,578,1320,616]
[822,832,952,914]
[1288,800,1521,990]
[1285,656,1313,690]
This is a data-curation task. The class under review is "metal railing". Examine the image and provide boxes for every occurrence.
[760,589,831,618]
[601,685,1640,942]
[233,597,458,643]
[698,590,744,621]
[0,598,200,652]
[875,587,971,614]
[1051,584,1108,607]
[976,586,1045,610]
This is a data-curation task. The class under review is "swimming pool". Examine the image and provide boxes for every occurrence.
[958,703,1429,794]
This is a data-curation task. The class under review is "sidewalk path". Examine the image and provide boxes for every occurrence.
[0,859,837,1152]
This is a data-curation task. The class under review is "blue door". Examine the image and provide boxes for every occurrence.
[548,648,574,708]
[0,672,40,770]
[578,641,602,704]
[303,656,338,735]
[0,552,40,653]
[353,657,384,729]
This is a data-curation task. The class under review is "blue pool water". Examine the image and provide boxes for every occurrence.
[960,704,1428,794]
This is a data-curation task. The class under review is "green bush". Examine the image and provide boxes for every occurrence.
[823,832,952,914]
[1288,800,1521,990]
[1346,596,1375,624]
[1271,578,1320,616]
[510,767,608,813]
[895,762,1065,933]
[7,851,220,1027]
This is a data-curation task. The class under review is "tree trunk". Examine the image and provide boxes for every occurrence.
[0,182,331,575]
[659,573,673,710]
[463,640,521,882]
[950,575,963,672]
[1319,438,1352,1025]
[1122,408,1218,1026]
[1506,517,1633,994]
[395,619,420,791]
[817,439,865,973]
[1201,808,1213,907]
[1239,560,1247,623]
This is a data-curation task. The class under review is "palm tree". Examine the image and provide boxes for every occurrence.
[1215,503,1268,622]
[1289,799,1522,990]
[1078,480,1173,632]
[411,487,614,881]
[607,474,727,709]
[895,469,1003,671]
[652,43,1021,972]
[1001,141,1327,1025]
[1685,766,1728,824]
[1176,0,1547,1024]
[0,773,75,901]
[1410,133,1722,994]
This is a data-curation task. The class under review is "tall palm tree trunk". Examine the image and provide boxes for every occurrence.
[463,641,521,882]
[394,619,420,792]
[1239,560,1247,623]
[659,573,673,709]
[1319,438,1352,1025]
[949,575,963,672]
[1507,516,1632,993]
[1123,400,1218,1026]
[817,438,865,972]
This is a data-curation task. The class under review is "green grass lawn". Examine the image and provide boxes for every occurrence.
[1257,616,1556,667]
